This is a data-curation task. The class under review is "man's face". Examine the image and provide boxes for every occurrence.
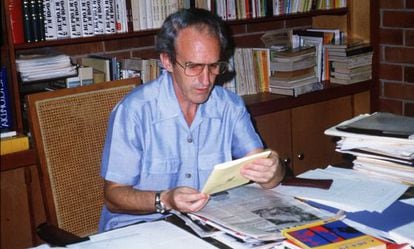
[168,26,221,105]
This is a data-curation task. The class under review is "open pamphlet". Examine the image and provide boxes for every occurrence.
[189,184,337,242]
[201,150,272,195]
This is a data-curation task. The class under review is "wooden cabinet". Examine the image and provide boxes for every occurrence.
[254,90,370,175]
[1,164,46,249]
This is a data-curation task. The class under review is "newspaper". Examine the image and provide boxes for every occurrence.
[189,184,335,241]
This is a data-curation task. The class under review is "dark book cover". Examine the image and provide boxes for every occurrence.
[29,0,40,42]
[8,0,25,44]
[36,0,46,41]
[22,0,33,42]
[0,67,14,130]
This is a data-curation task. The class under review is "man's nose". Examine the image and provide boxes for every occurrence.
[198,65,213,86]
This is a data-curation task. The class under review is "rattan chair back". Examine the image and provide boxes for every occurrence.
[26,78,138,237]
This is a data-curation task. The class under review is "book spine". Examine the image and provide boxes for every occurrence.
[125,0,133,32]
[92,0,105,34]
[29,0,40,42]
[68,0,82,38]
[8,0,25,44]
[80,0,94,37]
[114,0,126,32]
[43,0,58,40]
[22,0,33,42]
[36,0,46,41]
[103,0,116,34]
[55,0,69,38]
[0,67,14,130]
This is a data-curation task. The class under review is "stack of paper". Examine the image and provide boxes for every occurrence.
[16,48,77,82]
[324,112,414,184]
[188,184,335,244]
[274,166,409,213]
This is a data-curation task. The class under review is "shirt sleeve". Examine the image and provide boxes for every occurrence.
[231,105,264,159]
[101,100,143,186]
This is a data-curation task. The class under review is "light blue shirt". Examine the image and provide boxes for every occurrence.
[99,71,263,231]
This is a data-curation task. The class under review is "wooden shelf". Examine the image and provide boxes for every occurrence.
[11,8,348,50]
[244,80,371,116]
[1,149,37,171]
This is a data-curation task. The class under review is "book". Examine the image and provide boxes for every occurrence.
[80,57,111,81]
[336,112,414,139]
[36,0,46,41]
[92,0,105,34]
[269,77,322,97]
[281,219,386,249]
[8,0,25,44]
[201,150,271,195]
[327,43,373,57]
[0,131,17,139]
[80,0,95,37]
[22,0,33,42]
[0,135,30,155]
[271,67,315,80]
[0,66,14,130]
[56,0,70,38]
[43,0,58,40]
[68,0,82,38]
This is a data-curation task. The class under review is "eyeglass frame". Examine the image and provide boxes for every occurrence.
[174,60,229,76]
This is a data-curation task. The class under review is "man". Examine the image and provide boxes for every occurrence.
[99,8,285,232]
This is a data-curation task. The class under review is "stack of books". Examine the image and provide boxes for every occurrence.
[268,46,322,97]
[325,112,414,184]
[325,40,373,84]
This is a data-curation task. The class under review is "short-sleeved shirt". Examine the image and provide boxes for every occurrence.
[99,71,263,231]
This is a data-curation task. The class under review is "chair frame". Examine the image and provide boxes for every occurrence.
[26,78,139,238]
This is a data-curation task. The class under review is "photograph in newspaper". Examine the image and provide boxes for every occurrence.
[190,184,335,241]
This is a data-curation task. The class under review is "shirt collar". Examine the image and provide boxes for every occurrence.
[155,71,222,124]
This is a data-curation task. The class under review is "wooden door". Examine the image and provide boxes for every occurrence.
[291,96,353,175]
[253,109,293,171]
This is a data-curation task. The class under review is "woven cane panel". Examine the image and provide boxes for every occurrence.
[36,85,134,236]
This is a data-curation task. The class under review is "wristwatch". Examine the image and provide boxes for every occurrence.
[155,191,168,214]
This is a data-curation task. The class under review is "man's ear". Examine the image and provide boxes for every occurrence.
[160,53,173,72]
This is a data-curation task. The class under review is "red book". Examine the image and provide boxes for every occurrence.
[8,0,25,44]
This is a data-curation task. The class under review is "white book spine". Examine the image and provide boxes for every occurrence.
[68,0,82,37]
[43,0,57,40]
[114,0,127,32]
[130,0,140,31]
[103,0,116,34]
[55,0,69,38]
[138,0,147,30]
[80,0,94,36]
[145,0,153,29]
[92,0,104,34]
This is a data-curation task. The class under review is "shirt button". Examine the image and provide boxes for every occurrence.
[185,173,192,178]
[187,137,193,143]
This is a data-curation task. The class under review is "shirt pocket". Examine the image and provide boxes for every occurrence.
[141,158,181,189]
[198,152,227,187]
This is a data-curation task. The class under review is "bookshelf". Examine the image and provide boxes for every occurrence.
[1,1,377,248]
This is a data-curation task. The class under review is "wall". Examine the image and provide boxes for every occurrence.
[378,0,414,116]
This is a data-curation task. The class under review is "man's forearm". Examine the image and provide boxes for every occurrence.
[104,181,156,214]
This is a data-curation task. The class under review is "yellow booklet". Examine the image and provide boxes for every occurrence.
[201,150,271,195]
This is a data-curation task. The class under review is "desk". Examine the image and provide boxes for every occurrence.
[33,215,232,249]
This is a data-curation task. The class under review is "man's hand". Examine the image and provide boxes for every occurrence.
[162,187,209,213]
[240,149,285,189]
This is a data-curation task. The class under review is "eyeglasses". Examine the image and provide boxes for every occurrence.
[175,60,229,76]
